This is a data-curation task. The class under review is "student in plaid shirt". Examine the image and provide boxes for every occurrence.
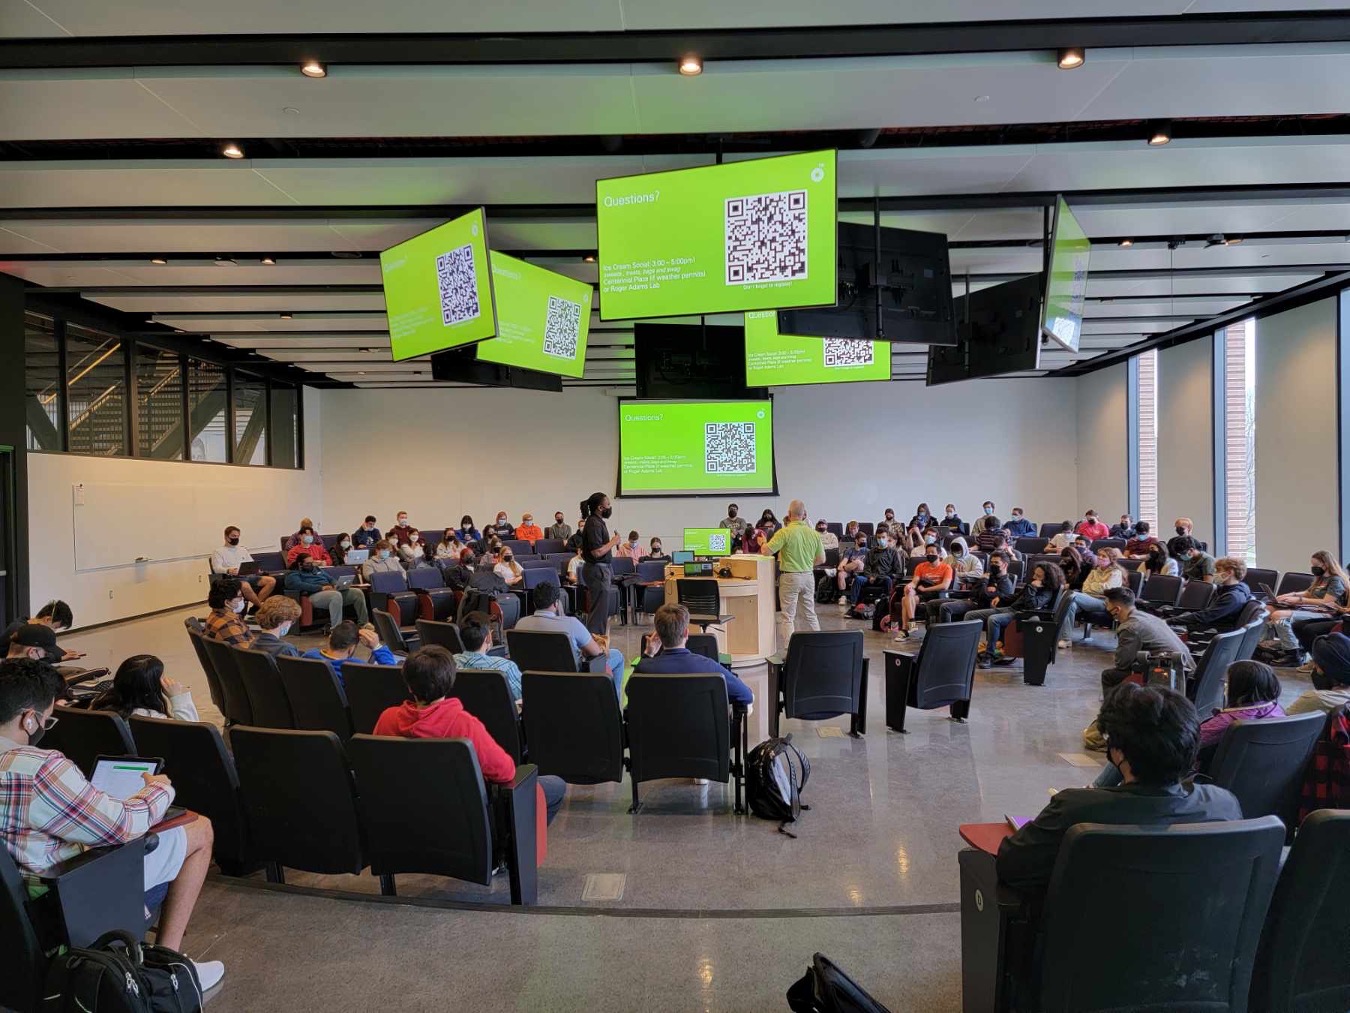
[203,576,256,649]
[0,658,224,987]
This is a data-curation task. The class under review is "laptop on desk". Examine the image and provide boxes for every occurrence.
[332,574,356,590]
[237,560,260,576]
[345,548,370,564]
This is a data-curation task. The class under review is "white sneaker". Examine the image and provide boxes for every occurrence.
[836,596,846,605]
[1057,639,1071,650]
[193,960,225,991]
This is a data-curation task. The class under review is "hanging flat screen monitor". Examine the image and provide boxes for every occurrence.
[474,253,593,378]
[1042,196,1091,353]
[925,275,1043,386]
[618,398,776,497]
[380,208,497,362]
[743,311,890,386]
[776,222,955,346]
[634,322,766,400]
[596,150,838,321]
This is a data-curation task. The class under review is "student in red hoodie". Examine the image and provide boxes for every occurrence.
[373,646,566,824]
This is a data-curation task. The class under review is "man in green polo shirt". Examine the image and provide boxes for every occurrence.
[763,499,826,644]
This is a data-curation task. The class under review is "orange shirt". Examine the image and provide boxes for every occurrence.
[913,560,954,589]
[515,523,544,544]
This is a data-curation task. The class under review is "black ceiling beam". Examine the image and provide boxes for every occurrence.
[3,12,1350,69]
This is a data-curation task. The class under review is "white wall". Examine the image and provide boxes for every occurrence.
[26,387,324,629]
[1255,298,1339,574]
[1158,339,1215,547]
[318,379,1081,547]
[1074,363,1128,521]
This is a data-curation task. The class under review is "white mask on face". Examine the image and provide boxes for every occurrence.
[230,598,246,614]
[277,621,292,638]
[340,540,351,549]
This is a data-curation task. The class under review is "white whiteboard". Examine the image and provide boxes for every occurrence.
[71,482,283,572]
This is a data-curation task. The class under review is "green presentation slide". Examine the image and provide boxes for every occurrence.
[474,253,593,378]
[596,150,838,321]
[743,311,891,386]
[380,208,497,362]
[619,399,776,497]
[684,527,735,556]
[1042,196,1091,353]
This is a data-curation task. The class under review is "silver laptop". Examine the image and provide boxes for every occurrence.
[333,574,356,590]
[345,548,370,564]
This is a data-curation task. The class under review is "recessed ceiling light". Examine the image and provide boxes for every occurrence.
[678,55,703,77]
[357,371,366,375]
[1147,120,1172,146]
[300,60,327,79]
[260,256,276,266]
[1056,47,1085,70]
[280,313,293,319]
[1227,237,1244,246]
[151,257,168,265]
[213,257,236,267]
[1118,239,1133,248]
[583,254,597,263]
[221,143,244,159]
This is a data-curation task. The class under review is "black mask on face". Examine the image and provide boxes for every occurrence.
[600,507,613,519]
[728,509,737,518]
[227,536,239,546]
[1175,526,1186,536]
[925,554,938,564]
[25,712,47,747]
[1312,565,1326,577]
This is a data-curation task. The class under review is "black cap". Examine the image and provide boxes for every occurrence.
[13,623,59,654]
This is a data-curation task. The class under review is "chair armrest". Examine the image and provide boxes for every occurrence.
[37,839,148,949]
[584,654,608,674]
[492,765,539,906]
[38,841,142,884]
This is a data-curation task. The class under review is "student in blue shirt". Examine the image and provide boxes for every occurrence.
[515,583,626,698]
[351,516,382,550]
[302,621,398,686]
[1002,507,1037,539]
[634,603,753,707]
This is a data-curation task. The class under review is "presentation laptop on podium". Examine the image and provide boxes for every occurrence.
[683,528,734,558]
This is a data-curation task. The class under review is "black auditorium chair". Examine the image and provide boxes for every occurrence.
[1186,626,1248,721]
[1206,712,1324,835]
[128,715,255,876]
[450,669,525,763]
[521,567,566,616]
[535,538,566,556]
[766,630,868,738]
[40,708,135,778]
[414,618,465,653]
[1273,571,1315,598]
[252,551,285,574]
[520,671,624,784]
[884,620,981,732]
[1,836,149,1012]
[184,621,226,716]
[501,538,532,557]
[231,727,368,885]
[686,633,732,667]
[609,556,636,621]
[544,552,575,572]
[373,608,418,656]
[1237,616,1266,662]
[275,655,354,740]
[1014,536,1048,555]
[1091,538,1127,553]
[1037,523,1062,539]
[1249,809,1350,1013]
[676,578,732,632]
[342,662,409,734]
[346,735,538,905]
[1150,578,1217,620]
[232,648,295,729]
[631,560,668,622]
[518,557,555,571]
[624,672,744,815]
[507,629,605,674]
[201,636,254,726]
[1139,574,1183,608]
[1243,567,1280,596]
[407,567,456,622]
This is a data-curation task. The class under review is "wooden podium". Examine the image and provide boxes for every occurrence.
[664,555,777,667]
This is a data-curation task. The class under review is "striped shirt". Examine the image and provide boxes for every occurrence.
[454,651,524,702]
[205,607,256,648]
[0,733,173,884]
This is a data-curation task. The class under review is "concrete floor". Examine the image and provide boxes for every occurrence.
[59,603,1318,1011]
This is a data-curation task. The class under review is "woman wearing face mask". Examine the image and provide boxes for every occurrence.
[204,576,257,648]
[617,530,644,560]
[94,654,200,722]
[329,532,353,566]
[361,539,405,583]
[399,528,432,568]
[284,526,332,570]
[1261,550,1349,660]
[489,512,516,540]
[1052,547,1124,649]
[643,537,669,562]
[435,528,464,561]
[459,515,482,543]
[941,503,964,533]
[1058,545,1090,591]
[908,503,931,531]
[495,548,524,586]
[1142,542,1179,578]
[250,596,303,658]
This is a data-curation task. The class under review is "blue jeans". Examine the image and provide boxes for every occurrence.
[540,774,567,824]
[1056,591,1109,638]
[849,574,891,605]
[605,647,626,699]
[988,609,1019,649]
[1093,763,1123,788]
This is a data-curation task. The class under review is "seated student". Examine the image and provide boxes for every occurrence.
[1124,521,1160,558]
[515,514,544,545]
[1091,661,1284,786]
[1074,510,1111,542]
[388,510,414,547]
[373,646,565,823]
[940,503,964,533]
[546,511,572,543]
[361,540,404,583]
[1291,634,1350,715]
[1046,521,1075,552]
[972,562,1065,665]
[893,541,953,640]
[1097,588,1195,693]
[516,583,626,698]
[847,530,902,607]
[1111,513,1140,540]
[439,547,476,592]
[203,577,256,648]
[1171,557,1252,633]
[488,512,516,540]
[434,528,464,562]
[1053,548,1124,648]
[398,529,433,569]
[458,515,482,544]
[615,530,643,561]
[1262,550,1348,657]
[974,515,1009,555]
[834,534,870,603]
[842,519,863,546]
[920,550,1012,635]
[209,526,277,608]
[757,508,780,531]
[1058,546,1089,591]
[0,657,225,987]
[1071,533,1093,556]
[979,501,1001,528]
[720,503,748,541]
[1142,542,1180,578]
[352,515,382,550]
[3,600,82,665]
[876,507,899,534]
[1167,517,1195,559]
[1002,507,1036,539]
[641,537,670,563]
[470,550,511,597]
[564,544,585,586]
[282,516,315,553]
[252,596,302,658]
[329,533,355,567]
[452,612,523,702]
[284,556,370,627]
[494,547,524,586]
[944,536,984,579]
[93,654,199,722]
[6,624,65,665]
[1174,536,1216,584]
[996,683,1242,896]
[906,503,931,530]
[302,621,397,685]
[815,520,839,552]
[636,604,754,706]
[284,526,330,569]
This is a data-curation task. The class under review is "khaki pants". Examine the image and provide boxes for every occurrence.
[777,570,820,652]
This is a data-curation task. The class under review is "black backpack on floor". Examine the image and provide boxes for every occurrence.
[746,735,811,835]
[787,953,892,1013]
[43,930,203,1013]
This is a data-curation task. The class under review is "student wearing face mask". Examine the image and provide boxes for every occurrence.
[494,548,525,586]
[721,503,748,541]
[1074,510,1110,542]
[878,507,898,532]
[547,512,572,542]
[285,526,332,569]
[329,532,354,566]
[850,530,902,609]
[1002,507,1036,539]
[361,540,405,583]
[980,501,1001,528]
[643,537,669,562]
[1142,542,1180,578]
[210,525,277,609]
[516,514,544,545]
[581,492,623,635]
[815,520,839,552]
[907,503,931,531]
[1052,548,1124,649]
[1166,517,1194,559]
[617,530,643,560]
[923,549,1012,630]
[283,516,315,553]
[940,503,965,534]
[204,576,257,649]
[352,515,382,550]
[836,535,870,604]
[459,515,482,544]
[398,529,432,568]
[893,541,953,639]
[251,596,303,658]
[389,511,414,547]
[434,528,464,561]
[488,512,516,540]
[944,537,984,579]
[284,555,370,628]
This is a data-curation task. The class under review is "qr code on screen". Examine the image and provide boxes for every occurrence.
[705,422,756,475]
[436,245,481,327]
[707,532,730,554]
[725,190,808,286]
[542,295,582,360]
[823,338,874,368]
